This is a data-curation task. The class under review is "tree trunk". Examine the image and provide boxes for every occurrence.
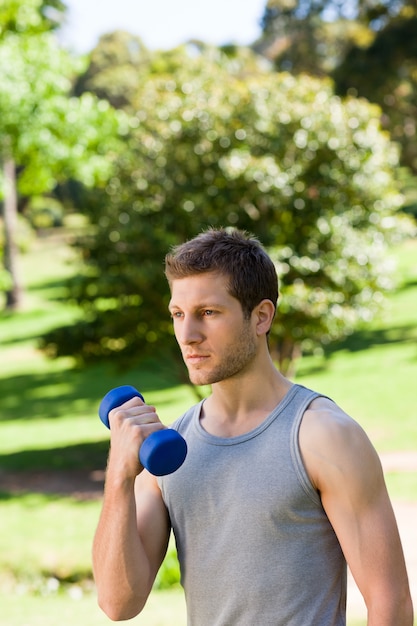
[2,155,23,310]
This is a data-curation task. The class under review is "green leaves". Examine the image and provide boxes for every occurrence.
[43,46,415,371]
[0,14,125,310]
[0,31,123,195]
[0,0,65,37]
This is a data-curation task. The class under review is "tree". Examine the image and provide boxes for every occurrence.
[258,0,416,72]
[332,12,417,176]
[73,30,151,109]
[0,29,123,309]
[0,0,66,37]
[256,0,417,177]
[42,46,413,374]
[256,0,371,75]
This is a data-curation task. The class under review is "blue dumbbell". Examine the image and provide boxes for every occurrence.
[99,385,187,476]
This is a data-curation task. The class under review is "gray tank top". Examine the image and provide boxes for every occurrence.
[158,384,346,625]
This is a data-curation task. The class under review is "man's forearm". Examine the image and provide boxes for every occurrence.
[92,475,152,621]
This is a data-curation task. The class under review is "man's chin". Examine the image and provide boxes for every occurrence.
[189,374,209,386]
[188,369,213,387]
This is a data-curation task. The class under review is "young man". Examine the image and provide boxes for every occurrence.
[92,228,413,625]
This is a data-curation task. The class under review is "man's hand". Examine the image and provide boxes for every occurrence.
[107,396,165,478]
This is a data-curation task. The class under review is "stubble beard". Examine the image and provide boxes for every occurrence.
[186,321,258,386]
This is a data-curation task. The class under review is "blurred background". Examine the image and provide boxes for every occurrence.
[1,1,416,624]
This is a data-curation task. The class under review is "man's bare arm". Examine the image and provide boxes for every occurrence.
[300,398,414,625]
[92,398,171,621]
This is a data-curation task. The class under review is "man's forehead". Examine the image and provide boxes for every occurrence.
[168,273,232,307]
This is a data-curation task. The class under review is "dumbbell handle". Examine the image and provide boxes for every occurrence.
[99,385,187,476]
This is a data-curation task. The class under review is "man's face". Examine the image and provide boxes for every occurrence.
[168,272,258,386]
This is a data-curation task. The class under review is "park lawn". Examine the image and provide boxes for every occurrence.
[0,587,187,626]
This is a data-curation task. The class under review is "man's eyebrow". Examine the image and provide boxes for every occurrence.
[168,301,225,311]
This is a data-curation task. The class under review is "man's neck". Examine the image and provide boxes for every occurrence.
[200,366,292,438]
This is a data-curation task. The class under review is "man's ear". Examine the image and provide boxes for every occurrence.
[254,299,276,336]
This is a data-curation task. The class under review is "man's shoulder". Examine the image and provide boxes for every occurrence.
[300,395,379,491]
[302,395,368,452]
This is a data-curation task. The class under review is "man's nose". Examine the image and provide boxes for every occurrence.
[177,316,203,345]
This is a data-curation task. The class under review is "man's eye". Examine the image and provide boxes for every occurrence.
[171,311,183,318]
[203,310,214,316]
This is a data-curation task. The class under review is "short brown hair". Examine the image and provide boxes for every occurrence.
[165,228,279,319]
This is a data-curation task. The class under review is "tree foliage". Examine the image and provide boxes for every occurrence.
[0,0,66,37]
[257,0,417,176]
[0,25,124,308]
[42,46,413,373]
[73,30,151,109]
[332,12,417,175]
[0,33,120,190]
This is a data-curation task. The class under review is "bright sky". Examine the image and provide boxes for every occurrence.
[59,0,267,53]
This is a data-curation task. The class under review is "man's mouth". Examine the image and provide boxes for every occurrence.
[185,354,209,365]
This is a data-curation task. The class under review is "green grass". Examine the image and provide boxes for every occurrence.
[0,588,187,626]
[0,492,98,582]
[1,233,416,625]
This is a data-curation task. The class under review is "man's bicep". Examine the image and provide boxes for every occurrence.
[324,471,409,615]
